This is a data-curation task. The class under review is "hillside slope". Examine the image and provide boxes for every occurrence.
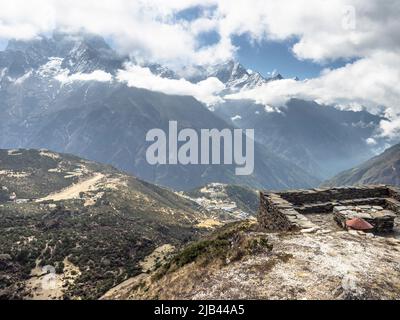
[323,143,400,187]
[102,221,400,300]
[0,149,214,299]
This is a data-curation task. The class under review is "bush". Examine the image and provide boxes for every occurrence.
[15,249,30,264]
[56,261,65,274]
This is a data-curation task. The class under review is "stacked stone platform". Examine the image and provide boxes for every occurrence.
[258,185,400,233]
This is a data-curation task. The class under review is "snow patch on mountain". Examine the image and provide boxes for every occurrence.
[366,138,377,146]
[14,71,33,84]
[0,68,7,80]
[38,57,65,78]
[231,115,242,122]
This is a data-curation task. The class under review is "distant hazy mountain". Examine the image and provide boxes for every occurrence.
[214,99,385,179]
[322,143,400,187]
[0,33,318,191]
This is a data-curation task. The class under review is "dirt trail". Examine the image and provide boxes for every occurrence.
[26,258,81,300]
[37,173,105,202]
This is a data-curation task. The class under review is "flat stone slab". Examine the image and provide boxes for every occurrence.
[334,205,396,233]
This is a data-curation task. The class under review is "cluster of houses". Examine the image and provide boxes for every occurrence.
[188,183,251,221]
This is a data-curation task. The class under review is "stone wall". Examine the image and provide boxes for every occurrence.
[258,192,316,232]
[258,185,400,232]
[388,186,400,202]
[276,185,390,206]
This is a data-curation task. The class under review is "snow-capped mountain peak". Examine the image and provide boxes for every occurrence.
[192,60,284,93]
[1,32,126,79]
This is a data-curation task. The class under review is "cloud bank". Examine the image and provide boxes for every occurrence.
[227,51,400,113]
[55,70,113,83]
[117,64,225,105]
[0,0,400,64]
[227,51,400,138]
[1,0,399,66]
[0,0,399,136]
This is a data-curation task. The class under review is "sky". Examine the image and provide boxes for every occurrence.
[0,39,7,50]
[233,35,353,79]
[0,0,399,138]
[162,4,348,79]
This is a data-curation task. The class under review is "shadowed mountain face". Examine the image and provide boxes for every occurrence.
[0,33,319,191]
[214,99,385,180]
[323,143,400,187]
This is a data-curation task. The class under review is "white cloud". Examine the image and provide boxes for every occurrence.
[379,118,400,140]
[1,0,399,136]
[55,70,112,83]
[117,63,225,105]
[0,0,234,68]
[366,138,377,145]
[227,51,400,137]
[226,79,302,107]
[1,1,399,67]
[213,0,400,63]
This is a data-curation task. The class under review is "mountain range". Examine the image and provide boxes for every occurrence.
[1,32,399,301]
[0,32,390,190]
[184,60,282,93]
[215,99,385,179]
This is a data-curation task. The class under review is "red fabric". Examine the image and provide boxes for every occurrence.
[346,218,374,231]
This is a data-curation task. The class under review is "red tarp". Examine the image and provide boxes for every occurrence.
[346,218,374,231]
